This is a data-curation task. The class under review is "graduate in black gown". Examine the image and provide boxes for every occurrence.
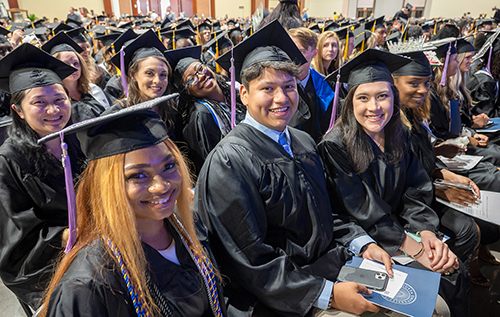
[40,102,226,317]
[0,44,82,309]
[165,45,245,175]
[319,49,468,317]
[196,21,394,317]
[41,33,111,123]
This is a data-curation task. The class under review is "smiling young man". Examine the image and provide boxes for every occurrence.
[196,21,395,317]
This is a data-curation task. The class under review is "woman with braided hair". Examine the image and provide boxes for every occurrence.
[40,105,226,317]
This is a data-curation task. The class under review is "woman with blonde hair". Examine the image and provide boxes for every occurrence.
[40,104,226,316]
[311,31,340,76]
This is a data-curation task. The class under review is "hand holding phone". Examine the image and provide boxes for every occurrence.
[337,266,388,291]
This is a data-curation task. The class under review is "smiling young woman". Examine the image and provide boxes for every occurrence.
[0,44,84,311]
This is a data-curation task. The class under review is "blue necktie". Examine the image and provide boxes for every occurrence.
[278,132,293,157]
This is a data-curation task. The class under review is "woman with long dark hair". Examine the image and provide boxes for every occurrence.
[0,44,82,310]
[319,49,469,317]
[258,0,303,30]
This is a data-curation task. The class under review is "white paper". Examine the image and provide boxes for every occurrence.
[437,190,500,226]
[359,259,408,299]
[437,154,483,172]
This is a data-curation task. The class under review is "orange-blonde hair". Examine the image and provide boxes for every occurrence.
[40,139,203,317]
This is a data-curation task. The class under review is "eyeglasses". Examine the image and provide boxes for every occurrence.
[185,63,208,87]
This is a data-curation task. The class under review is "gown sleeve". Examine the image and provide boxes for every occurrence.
[182,102,223,174]
[0,155,65,307]
[319,139,438,255]
[428,92,458,140]
[468,73,499,118]
[196,143,347,316]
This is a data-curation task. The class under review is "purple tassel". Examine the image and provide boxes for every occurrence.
[60,131,77,253]
[120,48,129,97]
[487,43,493,74]
[328,73,341,131]
[230,47,236,129]
[440,43,451,86]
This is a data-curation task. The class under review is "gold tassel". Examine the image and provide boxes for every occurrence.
[343,32,349,61]
[158,28,162,41]
[92,33,98,54]
[173,28,176,49]
[215,37,220,73]
[196,25,200,45]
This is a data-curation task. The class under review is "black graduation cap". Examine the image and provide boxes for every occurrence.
[365,16,385,32]
[353,25,366,47]
[473,29,500,61]
[110,28,138,54]
[405,3,413,11]
[309,24,321,34]
[164,45,202,89]
[435,24,460,39]
[65,18,82,28]
[119,21,135,29]
[45,22,60,30]
[31,19,47,29]
[198,21,211,33]
[96,32,123,47]
[204,30,232,52]
[479,19,495,27]
[137,22,155,29]
[160,26,197,42]
[25,27,49,42]
[42,32,84,55]
[212,21,221,32]
[325,49,411,90]
[456,38,474,54]
[244,25,254,37]
[421,21,434,33]
[386,31,401,44]
[228,26,242,37]
[323,22,340,32]
[39,99,174,159]
[53,23,74,35]
[0,43,76,93]
[0,26,10,36]
[110,29,167,76]
[279,0,297,3]
[97,15,107,22]
[8,22,28,31]
[216,19,306,82]
[334,27,354,41]
[393,50,433,77]
[65,27,87,44]
[175,19,194,30]
[227,19,237,27]
[429,38,458,58]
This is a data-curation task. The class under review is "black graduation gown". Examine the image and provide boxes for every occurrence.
[104,74,124,100]
[429,90,500,166]
[182,99,245,175]
[70,93,106,123]
[466,68,500,118]
[196,123,365,317]
[318,128,470,317]
[0,139,72,308]
[318,128,439,255]
[46,220,226,317]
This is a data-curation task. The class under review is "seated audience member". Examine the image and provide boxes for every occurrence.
[0,44,82,310]
[311,30,340,76]
[165,45,245,175]
[196,21,394,317]
[319,49,469,317]
[40,103,226,316]
[288,27,335,142]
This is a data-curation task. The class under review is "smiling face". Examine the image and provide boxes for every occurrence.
[182,62,218,98]
[58,51,81,83]
[12,84,71,137]
[352,81,394,142]
[78,41,91,61]
[124,142,182,229]
[132,56,169,101]
[394,75,431,109]
[240,67,298,132]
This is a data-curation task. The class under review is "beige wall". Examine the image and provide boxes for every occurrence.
[18,0,106,20]
[427,0,499,18]
[214,0,251,18]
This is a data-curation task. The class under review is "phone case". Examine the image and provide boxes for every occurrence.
[337,266,388,291]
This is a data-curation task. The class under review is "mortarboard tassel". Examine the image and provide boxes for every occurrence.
[433,23,437,36]
[196,25,200,45]
[158,28,162,41]
[215,36,220,73]
[92,33,98,54]
[486,43,493,74]
[343,32,349,61]
[230,47,236,129]
[440,43,451,86]
[361,38,365,53]
[328,72,341,131]
[120,48,129,97]
[250,26,253,35]
[111,43,115,55]
[60,131,77,253]
[173,28,176,49]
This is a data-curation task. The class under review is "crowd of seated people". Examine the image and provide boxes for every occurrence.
[1,3,500,317]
